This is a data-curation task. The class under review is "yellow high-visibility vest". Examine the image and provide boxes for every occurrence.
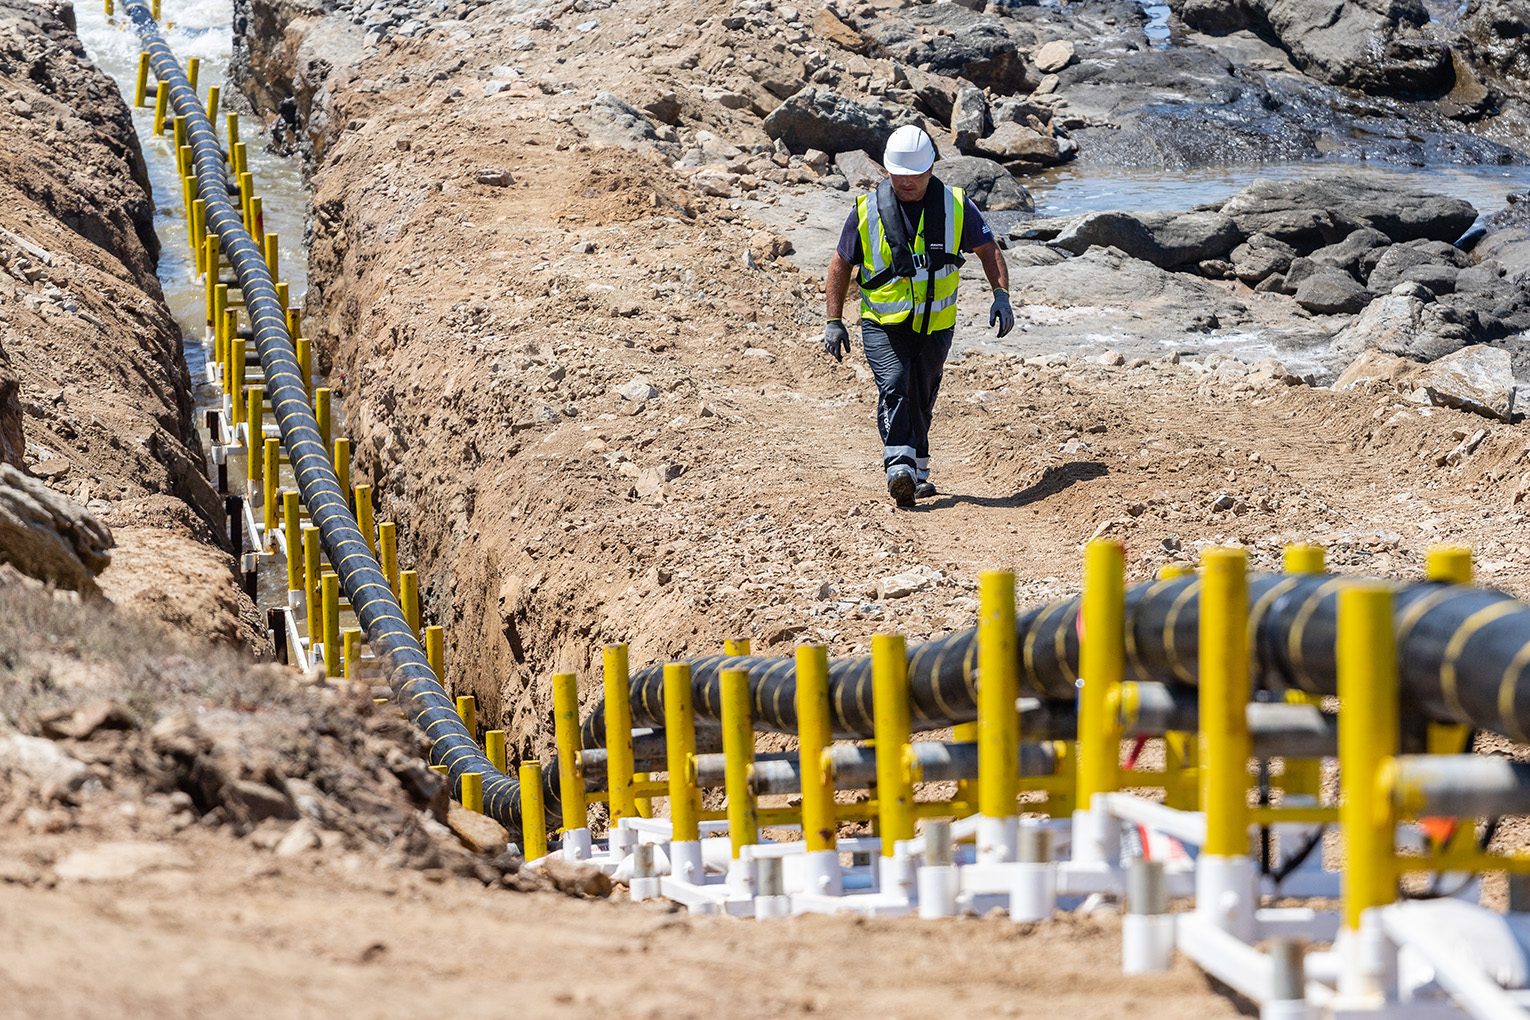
[855,183,966,333]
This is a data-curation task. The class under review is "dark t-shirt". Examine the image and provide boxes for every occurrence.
[835,194,994,265]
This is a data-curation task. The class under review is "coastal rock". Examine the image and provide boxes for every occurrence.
[950,86,989,152]
[1366,240,1470,292]
[857,4,1033,93]
[933,155,1033,212]
[974,122,1061,164]
[1219,176,1478,248]
[572,93,663,154]
[1229,233,1297,284]
[834,150,885,190]
[1052,210,1241,268]
[1294,270,1369,315]
[1032,40,1076,74]
[1329,286,1474,364]
[763,86,918,155]
[0,463,113,592]
[1307,228,1390,276]
[1336,346,1517,420]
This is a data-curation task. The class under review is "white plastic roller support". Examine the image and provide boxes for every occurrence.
[1122,858,1174,975]
[1260,939,1316,1020]
[918,820,959,919]
[801,849,843,897]
[977,814,1019,864]
[726,855,756,899]
[669,840,704,885]
[562,827,593,862]
[610,823,639,859]
[754,857,790,919]
[880,848,917,904]
[1071,807,1120,868]
[630,843,660,902]
[1010,821,1057,923]
[1196,853,1258,942]
[1335,911,1397,1004]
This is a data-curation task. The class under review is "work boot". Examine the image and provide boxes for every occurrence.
[914,480,937,499]
[887,468,916,508]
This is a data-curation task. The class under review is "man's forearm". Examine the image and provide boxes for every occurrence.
[977,243,1010,293]
[825,254,855,319]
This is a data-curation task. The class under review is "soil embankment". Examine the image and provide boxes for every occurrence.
[0,0,256,642]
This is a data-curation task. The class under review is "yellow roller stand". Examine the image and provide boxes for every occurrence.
[191,200,205,271]
[520,761,548,858]
[342,627,362,681]
[425,625,445,683]
[261,439,279,535]
[251,196,263,237]
[104,0,113,16]
[295,337,312,394]
[1425,546,1474,854]
[152,80,168,135]
[302,525,321,641]
[186,56,199,92]
[314,387,332,450]
[872,633,914,855]
[245,385,263,485]
[286,308,302,340]
[354,484,376,555]
[321,571,340,677]
[664,662,700,843]
[133,53,149,108]
[230,337,247,424]
[150,0,159,19]
[264,232,279,278]
[1079,539,1125,812]
[378,521,399,593]
[724,638,750,656]
[213,283,227,350]
[461,772,484,814]
[552,672,588,833]
[952,720,979,811]
[276,282,288,311]
[1282,543,1325,801]
[1338,583,1400,930]
[399,570,420,634]
[332,437,351,503]
[720,666,758,857]
[205,84,220,125]
[455,693,476,739]
[283,489,302,592]
[1200,547,1252,857]
[795,643,835,853]
[226,111,239,146]
[603,644,637,824]
[485,730,507,774]
[978,570,1018,822]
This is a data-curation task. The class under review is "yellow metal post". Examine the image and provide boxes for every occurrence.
[795,643,836,853]
[333,437,351,502]
[151,0,159,19]
[231,337,246,424]
[552,672,588,832]
[221,309,237,383]
[978,570,1018,855]
[283,489,302,592]
[186,56,199,92]
[461,771,483,814]
[485,730,507,773]
[342,627,361,681]
[1424,546,1473,854]
[315,387,332,450]
[287,308,302,339]
[226,111,239,146]
[191,200,205,272]
[354,483,376,554]
[724,638,751,656]
[105,0,113,16]
[276,282,288,311]
[206,84,220,124]
[321,571,340,677]
[251,196,263,237]
[399,570,420,634]
[603,644,637,824]
[378,521,398,593]
[295,337,312,394]
[1338,583,1399,931]
[1283,543,1325,801]
[953,720,979,810]
[302,525,320,641]
[264,232,279,277]
[261,439,279,536]
[152,80,168,135]
[455,693,476,739]
[426,625,445,683]
[719,666,758,857]
[520,761,548,858]
[664,662,700,843]
[1200,547,1252,857]
[872,633,914,855]
[133,53,149,107]
[1078,539,1125,811]
[245,385,263,486]
[213,283,227,349]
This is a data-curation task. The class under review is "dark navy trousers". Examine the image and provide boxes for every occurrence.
[861,319,954,483]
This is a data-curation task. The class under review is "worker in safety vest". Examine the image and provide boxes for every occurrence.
[823,125,1013,507]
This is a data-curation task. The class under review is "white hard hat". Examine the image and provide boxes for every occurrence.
[883,125,936,175]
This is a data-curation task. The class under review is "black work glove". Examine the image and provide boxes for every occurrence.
[990,289,1015,338]
[823,318,851,362]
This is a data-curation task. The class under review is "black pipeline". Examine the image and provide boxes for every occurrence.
[122,3,523,832]
[581,574,1530,746]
